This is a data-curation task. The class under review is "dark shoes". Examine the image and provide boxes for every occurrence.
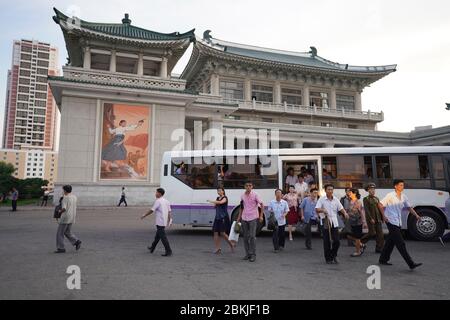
[242,255,250,260]
[409,263,422,270]
[333,257,339,264]
[249,256,256,262]
[54,249,66,253]
[379,261,393,266]
[74,240,82,251]
[148,246,155,253]
[161,252,172,257]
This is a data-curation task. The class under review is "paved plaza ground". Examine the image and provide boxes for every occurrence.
[0,206,449,300]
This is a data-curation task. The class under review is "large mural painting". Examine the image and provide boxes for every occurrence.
[100,103,150,180]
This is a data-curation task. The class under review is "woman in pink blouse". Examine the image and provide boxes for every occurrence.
[283,185,300,241]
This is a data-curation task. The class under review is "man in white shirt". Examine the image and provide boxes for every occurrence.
[55,185,81,253]
[378,179,422,270]
[294,174,309,199]
[285,167,299,193]
[141,188,173,257]
[315,184,349,264]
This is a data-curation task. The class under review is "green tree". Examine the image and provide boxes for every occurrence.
[0,161,16,202]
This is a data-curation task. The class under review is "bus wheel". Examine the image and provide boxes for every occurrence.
[408,208,445,241]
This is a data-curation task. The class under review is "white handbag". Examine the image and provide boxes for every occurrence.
[229,221,241,242]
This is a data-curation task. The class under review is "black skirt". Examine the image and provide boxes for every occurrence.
[350,225,363,239]
[213,216,230,233]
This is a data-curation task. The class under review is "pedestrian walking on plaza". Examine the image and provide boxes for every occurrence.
[10,187,18,212]
[294,174,309,200]
[55,185,81,253]
[237,181,264,262]
[284,185,300,241]
[41,189,50,207]
[141,188,173,257]
[378,179,422,270]
[362,183,385,253]
[268,189,289,252]
[118,186,128,207]
[299,188,319,250]
[315,184,349,264]
[340,187,354,246]
[346,188,369,257]
[207,187,235,254]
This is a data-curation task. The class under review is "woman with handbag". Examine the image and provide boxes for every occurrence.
[268,189,289,252]
[207,187,235,254]
[283,185,300,241]
[346,188,369,257]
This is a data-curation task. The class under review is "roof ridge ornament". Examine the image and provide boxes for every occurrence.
[122,13,131,25]
[309,46,317,57]
[203,30,212,43]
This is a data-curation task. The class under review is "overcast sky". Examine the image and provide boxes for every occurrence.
[1,0,449,144]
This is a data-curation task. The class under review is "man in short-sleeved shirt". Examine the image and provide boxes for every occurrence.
[300,188,319,250]
[268,189,289,251]
[285,168,298,193]
[142,188,173,256]
[315,184,348,264]
[378,180,422,270]
[237,182,264,262]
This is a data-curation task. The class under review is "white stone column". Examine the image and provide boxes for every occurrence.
[330,87,337,109]
[303,85,310,106]
[83,47,91,69]
[109,50,116,73]
[274,81,281,104]
[355,91,362,111]
[244,78,252,101]
[210,74,220,96]
[137,53,144,76]
[160,57,168,78]
[193,120,204,150]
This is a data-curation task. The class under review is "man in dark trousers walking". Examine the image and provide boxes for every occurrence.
[118,186,128,207]
[378,179,422,270]
[141,188,173,257]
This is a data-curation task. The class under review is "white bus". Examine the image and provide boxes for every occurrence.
[160,146,450,241]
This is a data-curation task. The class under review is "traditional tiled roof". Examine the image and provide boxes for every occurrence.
[52,8,195,42]
[181,32,397,90]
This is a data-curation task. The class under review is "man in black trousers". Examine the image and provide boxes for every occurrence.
[378,179,422,270]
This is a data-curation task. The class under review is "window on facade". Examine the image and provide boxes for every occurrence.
[321,122,332,127]
[292,120,303,125]
[17,95,29,102]
[281,88,302,105]
[38,52,49,59]
[252,85,273,103]
[19,78,30,85]
[336,94,355,111]
[226,115,241,120]
[37,60,49,68]
[18,86,29,93]
[20,62,31,69]
[310,91,329,108]
[91,52,111,71]
[143,59,160,76]
[35,84,47,92]
[261,118,273,123]
[116,55,138,74]
[219,81,244,100]
[36,76,47,84]
[348,124,358,129]
[20,70,31,77]
[37,68,48,75]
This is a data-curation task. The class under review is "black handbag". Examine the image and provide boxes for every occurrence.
[53,197,63,219]
[267,212,277,231]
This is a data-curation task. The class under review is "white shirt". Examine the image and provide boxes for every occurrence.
[381,192,411,227]
[294,181,308,196]
[315,195,344,228]
[285,175,299,187]
[60,194,77,225]
[109,125,138,135]
[152,197,171,227]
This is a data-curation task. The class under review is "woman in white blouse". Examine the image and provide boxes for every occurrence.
[102,119,144,172]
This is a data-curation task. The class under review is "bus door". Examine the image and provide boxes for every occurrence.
[278,156,323,193]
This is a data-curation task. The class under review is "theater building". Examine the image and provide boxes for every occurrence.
[48,8,450,205]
